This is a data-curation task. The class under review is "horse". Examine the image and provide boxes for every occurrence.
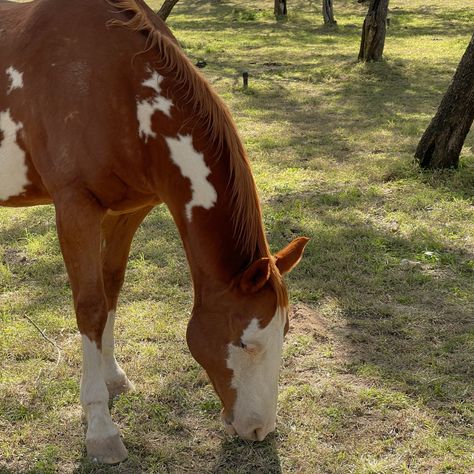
[0,0,309,464]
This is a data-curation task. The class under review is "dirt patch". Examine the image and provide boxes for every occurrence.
[2,248,33,266]
[290,303,331,341]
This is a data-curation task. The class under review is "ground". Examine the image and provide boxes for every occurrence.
[1,0,473,472]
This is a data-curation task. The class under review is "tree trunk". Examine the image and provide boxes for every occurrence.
[415,34,474,169]
[274,0,287,18]
[157,0,180,21]
[358,0,389,61]
[322,0,336,26]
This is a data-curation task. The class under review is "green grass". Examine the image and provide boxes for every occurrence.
[1,0,473,472]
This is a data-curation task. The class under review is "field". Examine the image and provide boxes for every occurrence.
[1,0,473,472]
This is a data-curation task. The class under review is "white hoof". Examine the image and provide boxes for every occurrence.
[86,434,128,464]
[106,377,135,399]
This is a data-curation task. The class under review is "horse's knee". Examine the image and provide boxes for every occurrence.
[76,298,108,343]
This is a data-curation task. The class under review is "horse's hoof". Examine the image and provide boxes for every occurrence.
[86,434,128,464]
[106,377,135,399]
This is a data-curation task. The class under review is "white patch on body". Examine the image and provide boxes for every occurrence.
[81,336,120,441]
[165,134,218,221]
[137,70,173,141]
[226,307,287,441]
[0,110,29,200]
[6,66,23,94]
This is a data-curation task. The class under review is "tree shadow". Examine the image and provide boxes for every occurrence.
[225,53,473,201]
[389,6,474,37]
[265,189,473,409]
[168,1,474,41]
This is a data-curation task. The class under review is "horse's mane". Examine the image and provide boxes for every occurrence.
[107,0,288,307]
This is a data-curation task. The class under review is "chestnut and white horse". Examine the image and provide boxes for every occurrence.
[0,0,308,463]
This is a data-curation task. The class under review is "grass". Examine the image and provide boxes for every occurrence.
[1,0,473,472]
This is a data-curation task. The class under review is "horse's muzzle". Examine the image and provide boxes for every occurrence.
[221,411,276,441]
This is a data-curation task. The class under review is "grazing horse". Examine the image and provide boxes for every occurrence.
[0,0,309,464]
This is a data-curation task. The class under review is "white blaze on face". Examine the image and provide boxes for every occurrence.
[165,134,218,221]
[6,66,23,94]
[226,307,287,441]
[0,109,29,201]
[137,70,173,141]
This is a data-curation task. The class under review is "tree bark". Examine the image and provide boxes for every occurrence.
[157,0,180,21]
[274,0,287,18]
[322,0,336,26]
[358,0,389,62]
[415,34,474,169]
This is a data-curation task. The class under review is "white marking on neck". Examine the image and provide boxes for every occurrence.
[6,66,23,94]
[137,70,173,141]
[226,307,286,439]
[165,134,218,221]
[0,110,29,200]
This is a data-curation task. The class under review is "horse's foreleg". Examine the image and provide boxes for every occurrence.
[100,207,153,398]
[55,191,127,464]
[101,309,134,399]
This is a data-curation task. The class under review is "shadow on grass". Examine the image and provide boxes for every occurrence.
[230,54,473,198]
[267,190,473,408]
[71,380,282,473]
[390,6,474,37]
[169,0,474,36]
[72,436,281,474]
[213,435,282,473]
[0,204,188,325]
[166,0,473,181]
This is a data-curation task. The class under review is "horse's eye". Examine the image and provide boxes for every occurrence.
[239,340,247,349]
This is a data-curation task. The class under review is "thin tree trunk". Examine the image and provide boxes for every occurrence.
[322,0,336,26]
[358,0,389,61]
[415,34,474,169]
[157,0,180,21]
[274,0,287,18]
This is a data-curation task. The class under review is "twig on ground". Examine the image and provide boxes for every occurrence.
[22,314,62,369]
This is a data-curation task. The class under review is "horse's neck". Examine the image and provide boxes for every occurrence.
[165,143,264,299]
[131,55,267,295]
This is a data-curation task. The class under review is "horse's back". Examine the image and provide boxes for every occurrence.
[1,0,176,45]
[0,0,33,32]
[0,0,30,11]
[0,0,177,210]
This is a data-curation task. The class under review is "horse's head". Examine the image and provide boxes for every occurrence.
[187,237,309,441]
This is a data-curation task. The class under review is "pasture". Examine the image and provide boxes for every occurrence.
[1,0,473,472]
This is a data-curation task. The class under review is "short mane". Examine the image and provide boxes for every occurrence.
[107,0,288,307]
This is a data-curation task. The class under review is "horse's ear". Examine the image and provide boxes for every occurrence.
[240,257,271,293]
[275,237,310,275]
